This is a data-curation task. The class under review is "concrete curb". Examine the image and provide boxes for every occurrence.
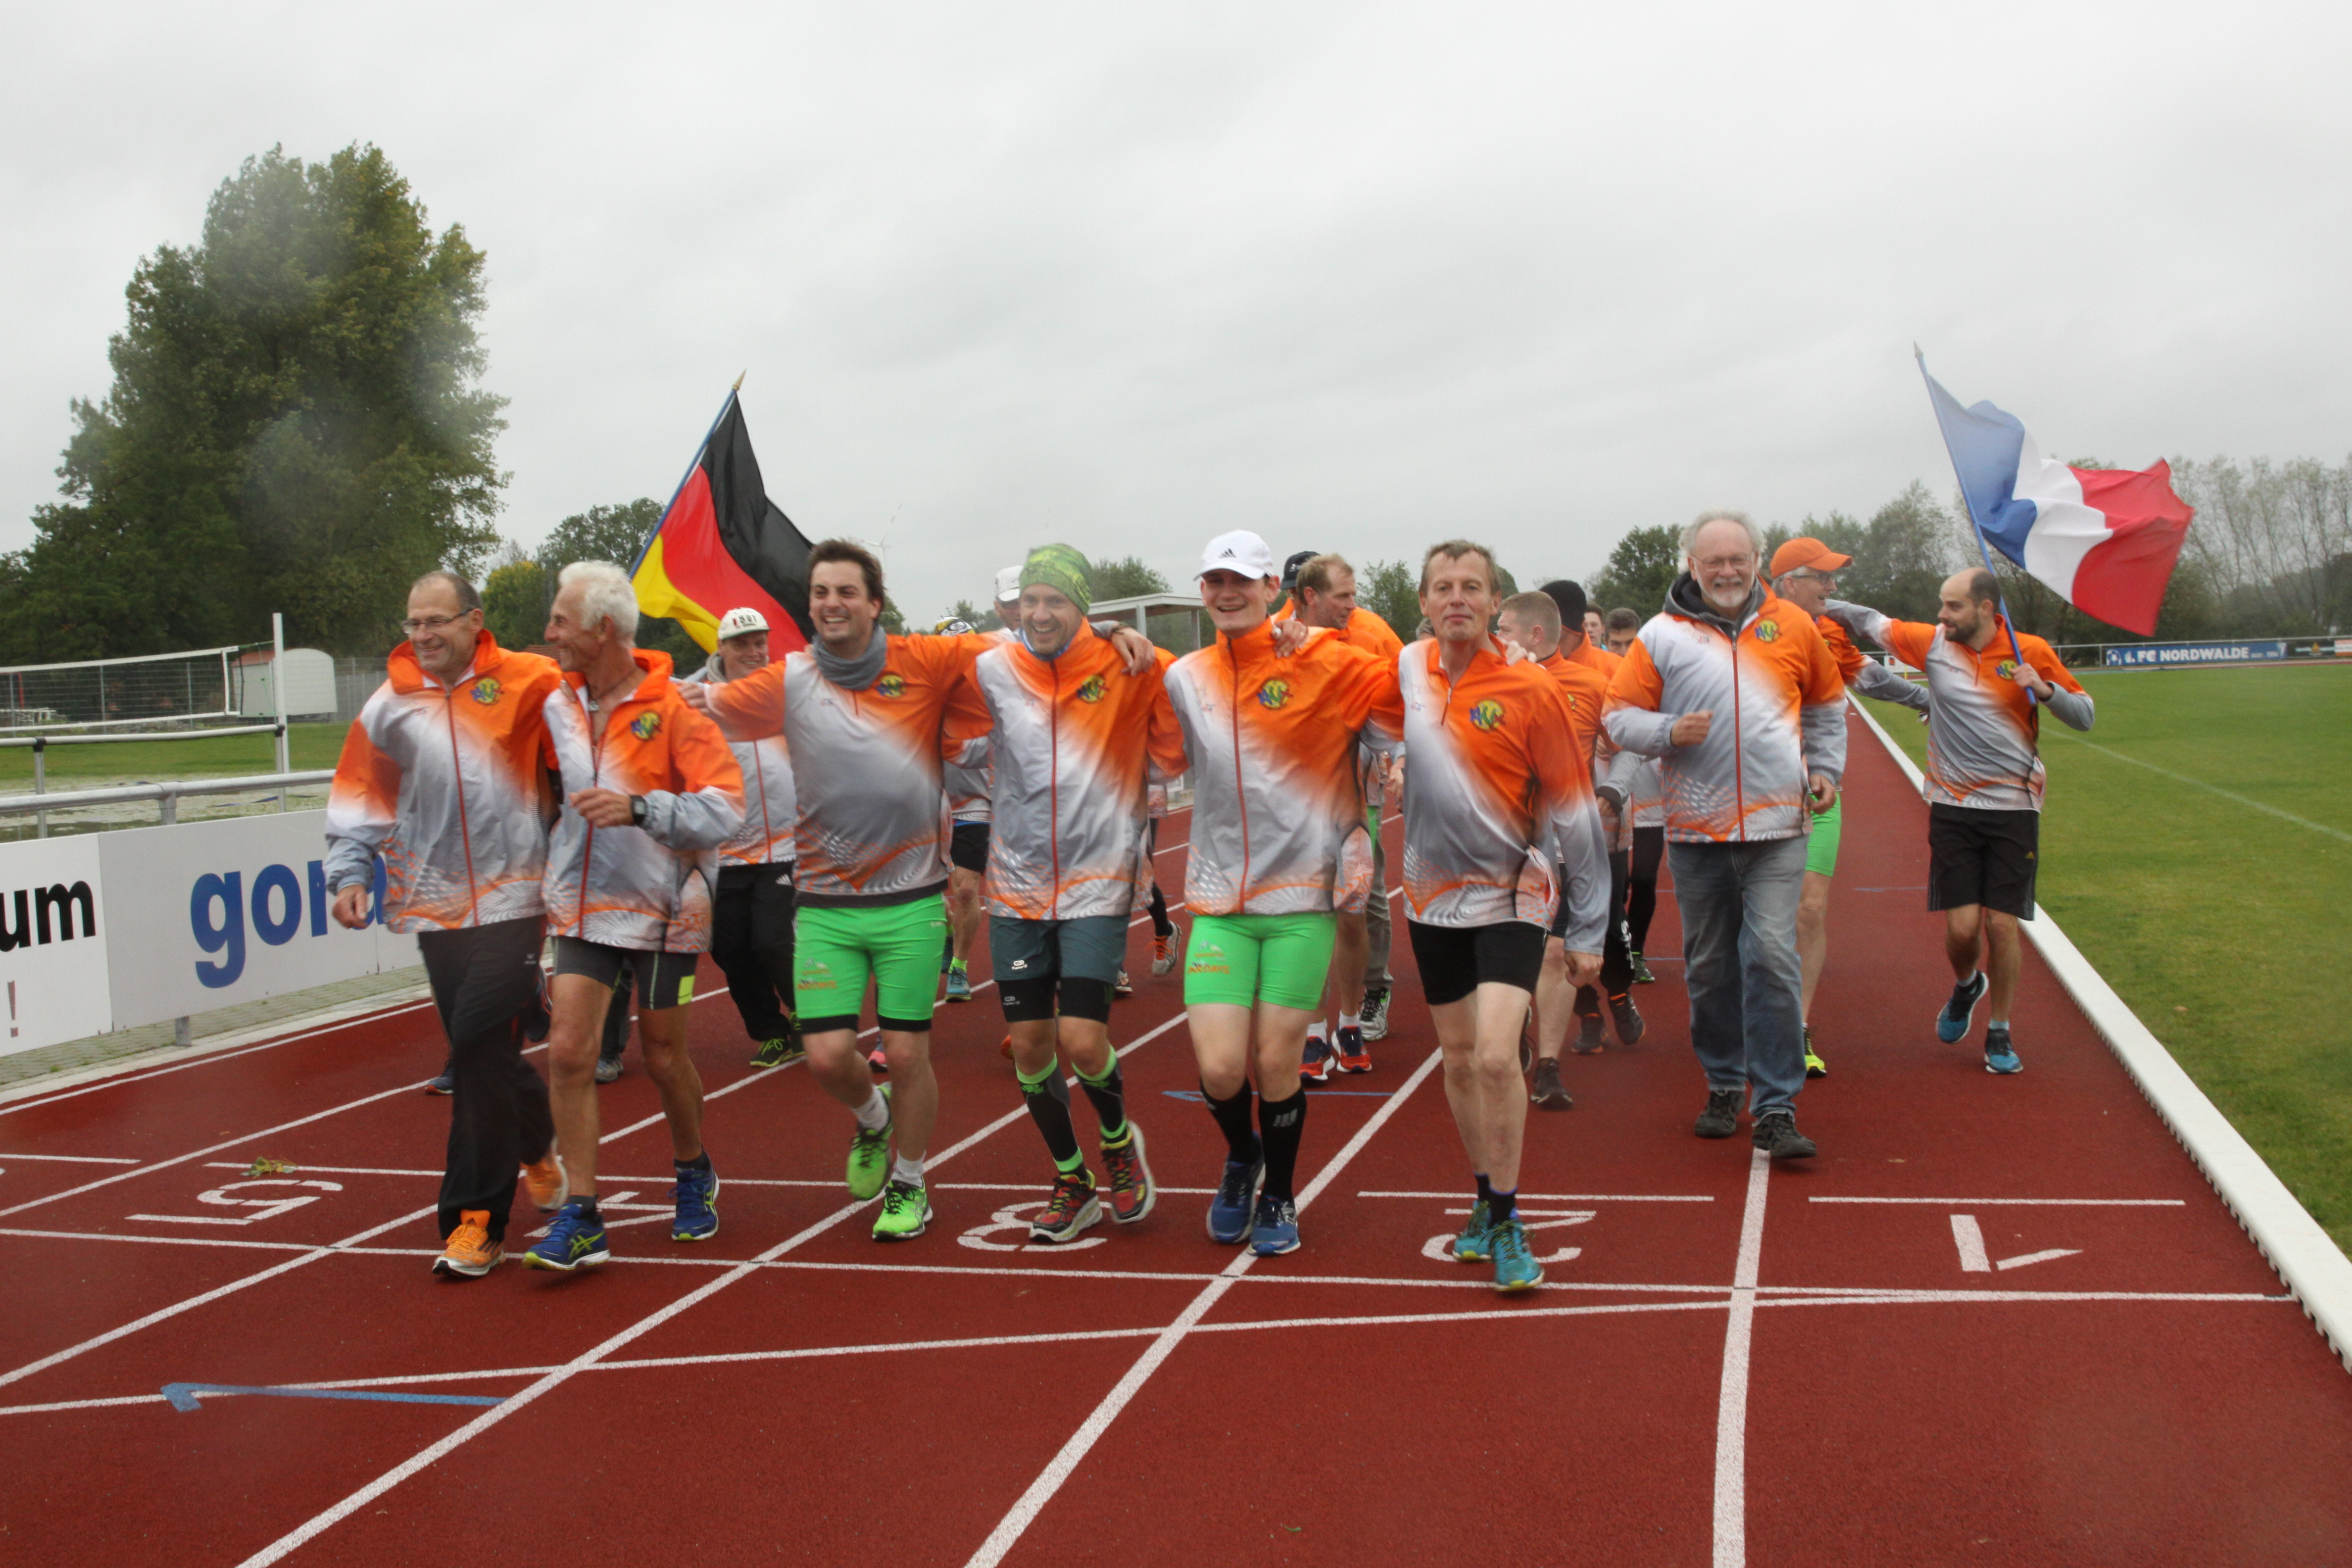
[1848,696,2352,1373]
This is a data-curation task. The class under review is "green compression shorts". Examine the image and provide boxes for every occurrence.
[1806,797,1844,878]
[794,898,945,1033]
[1182,911,1337,1012]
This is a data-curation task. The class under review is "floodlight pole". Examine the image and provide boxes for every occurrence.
[271,613,291,803]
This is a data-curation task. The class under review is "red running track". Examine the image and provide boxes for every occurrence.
[0,711,2348,1567]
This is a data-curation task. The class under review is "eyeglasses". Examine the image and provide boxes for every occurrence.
[402,613,472,636]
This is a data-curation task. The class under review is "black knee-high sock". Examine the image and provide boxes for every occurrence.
[1076,1056,1128,1143]
[1019,1061,1085,1175]
[1259,1088,1307,1201]
[1202,1080,1259,1165]
[1148,882,1173,938]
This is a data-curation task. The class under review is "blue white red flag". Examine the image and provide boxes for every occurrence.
[1920,363,2194,636]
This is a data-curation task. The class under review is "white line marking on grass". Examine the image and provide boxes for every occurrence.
[2045,730,2352,845]
[0,1205,437,1391]
[1712,1146,1771,1568]
[228,1002,1193,1568]
[962,1045,1446,1568]
[1812,1197,2185,1207]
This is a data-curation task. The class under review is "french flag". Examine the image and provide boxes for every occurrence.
[1921,362,2195,636]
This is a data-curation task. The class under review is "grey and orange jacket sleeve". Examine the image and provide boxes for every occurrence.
[2025,638,2096,731]
[1601,640,1680,758]
[640,698,746,852]
[707,661,785,742]
[1531,681,1611,954]
[1790,618,1849,787]
[1851,657,1928,710]
[324,699,399,892]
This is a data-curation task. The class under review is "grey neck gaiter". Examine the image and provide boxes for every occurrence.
[813,626,889,691]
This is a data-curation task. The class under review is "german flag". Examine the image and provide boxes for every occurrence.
[631,392,814,652]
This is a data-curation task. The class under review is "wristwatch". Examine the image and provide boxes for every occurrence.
[629,794,648,827]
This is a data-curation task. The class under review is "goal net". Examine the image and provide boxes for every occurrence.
[0,644,276,736]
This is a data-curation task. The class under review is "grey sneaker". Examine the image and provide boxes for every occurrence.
[1752,1110,1817,1160]
[1529,1057,1573,1111]
[1359,987,1391,1042]
[1694,1086,1742,1139]
[593,1056,622,1085]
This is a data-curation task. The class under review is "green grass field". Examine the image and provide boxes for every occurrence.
[0,722,346,786]
[1860,663,2352,1255]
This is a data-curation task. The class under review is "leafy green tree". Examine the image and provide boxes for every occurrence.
[1,144,504,659]
[942,597,1001,633]
[1090,555,1170,601]
[1586,525,1681,615]
[1359,558,1422,642]
[481,552,548,652]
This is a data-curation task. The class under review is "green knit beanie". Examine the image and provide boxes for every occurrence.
[1020,543,1094,615]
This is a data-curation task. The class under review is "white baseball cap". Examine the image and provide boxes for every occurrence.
[717,606,769,639]
[994,566,1023,604]
[1197,530,1276,581]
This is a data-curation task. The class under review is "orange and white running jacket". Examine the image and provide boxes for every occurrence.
[1817,614,1931,712]
[968,624,1187,920]
[1825,602,2092,812]
[1400,637,1611,945]
[943,627,1018,824]
[1604,579,1848,843]
[679,653,797,867]
[1165,621,1404,916]
[706,634,993,907]
[326,633,563,932]
[543,650,745,953]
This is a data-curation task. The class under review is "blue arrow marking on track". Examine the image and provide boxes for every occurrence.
[162,1382,504,1413]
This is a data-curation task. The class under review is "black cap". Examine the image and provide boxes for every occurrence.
[1540,579,1588,628]
[1281,549,1318,597]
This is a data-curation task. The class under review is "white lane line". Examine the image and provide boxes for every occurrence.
[1712,1146,1771,1568]
[1811,1197,2186,1207]
[1358,1190,1715,1202]
[963,1044,1446,1568]
[2044,729,2352,845]
[0,1152,142,1165]
[0,1205,437,1391]
[0,1001,440,1120]
[228,1003,1193,1568]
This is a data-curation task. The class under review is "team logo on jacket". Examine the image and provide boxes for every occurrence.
[876,674,906,698]
[630,712,662,740]
[1257,680,1292,709]
[1469,699,1505,732]
[469,678,501,705]
[1996,658,2018,681]
[1076,674,1108,703]
[1754,619,1780,643]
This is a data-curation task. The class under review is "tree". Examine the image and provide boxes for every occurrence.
[1359,558,1421,643]
[0,144,504,659]
[1586,525,1681,615]
[481,548,547,652]
[942,597,1001,633]
[1090,555,1170,602]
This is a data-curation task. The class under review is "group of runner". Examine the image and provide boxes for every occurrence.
[328,508,2087,1295]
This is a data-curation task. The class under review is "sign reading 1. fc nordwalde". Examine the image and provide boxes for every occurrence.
[2103,640,2288,667]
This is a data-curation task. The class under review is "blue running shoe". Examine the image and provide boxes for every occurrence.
[1207,1156,1263,1245]
[944,965,973,1003]
[1984,1027,2023,1075]
[523,1201,609,1273]
[1490,1219,1543,1292]
[1452,1198,1493,1262]
[1250,1193,1300,1256]
[1937,971,1988,1042]
[672,1162,720,1241]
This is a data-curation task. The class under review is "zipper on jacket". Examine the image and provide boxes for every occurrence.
[575,688,602,936]
[1047,655,1063,920]
[1228,642,1250,909]
[441,686,481,918]
[1727,622,1746,842]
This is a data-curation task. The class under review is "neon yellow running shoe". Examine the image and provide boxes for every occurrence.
[873,1178,931,1241]
[847,1085,892,1200]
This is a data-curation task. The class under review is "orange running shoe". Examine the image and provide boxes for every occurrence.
[433,1211,502,1278]
[521,1144,568,1212]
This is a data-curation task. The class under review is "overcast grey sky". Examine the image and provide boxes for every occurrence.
[5,2,2347,626]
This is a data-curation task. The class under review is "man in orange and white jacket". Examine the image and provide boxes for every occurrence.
[525,561,744,1274]
[1605,509,1847,1162]
[325,570,568,1279]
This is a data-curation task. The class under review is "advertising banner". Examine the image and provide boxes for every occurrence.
[2102,640,2288,667]
[0,836,114,1058]
[98,811,417,1031]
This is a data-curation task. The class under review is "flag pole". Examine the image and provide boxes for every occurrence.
[1913,347,2036,704]
[628,374,746,576]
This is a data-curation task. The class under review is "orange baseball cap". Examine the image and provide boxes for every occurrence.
[1769,537,1852,577]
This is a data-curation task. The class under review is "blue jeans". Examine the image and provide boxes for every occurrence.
[1667,835,1808,1117]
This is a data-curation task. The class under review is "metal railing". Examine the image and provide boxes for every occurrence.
[0,769,332,836]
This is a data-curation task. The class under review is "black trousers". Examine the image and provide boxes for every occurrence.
[417,916,553,1243]
[1574,849,1634,1016]
[711,861,797,1042]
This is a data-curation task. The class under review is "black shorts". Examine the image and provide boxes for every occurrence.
[1927,803,2039,920]
[949,821,991,875]
[1407,919,1545,1006]
[552,936,700,1010]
